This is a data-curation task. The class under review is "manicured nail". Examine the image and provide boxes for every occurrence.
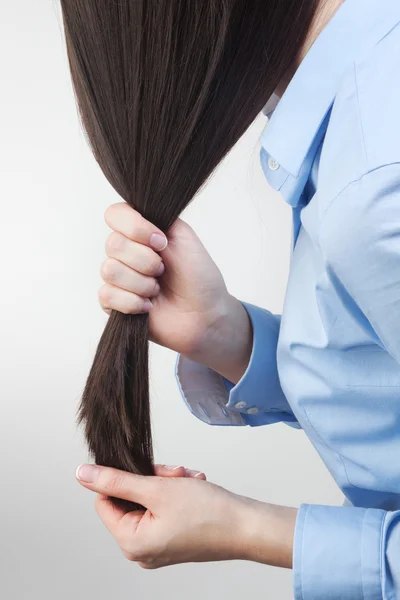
[156,262,165,276]
[185,469,203,478]
[150,233,168,251]
[143,299,153,311]
[194,472,205,478]
[76,464,99,483]
[164,465,184,471]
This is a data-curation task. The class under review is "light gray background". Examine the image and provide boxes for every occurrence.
[0,2,343,599]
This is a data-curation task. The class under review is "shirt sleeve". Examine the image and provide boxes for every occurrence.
[293,503,400,600]
[175,300,300,428]
[294,163,400,599]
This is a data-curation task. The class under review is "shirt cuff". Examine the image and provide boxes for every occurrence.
[293,503,386,600]
[175,300,299,427]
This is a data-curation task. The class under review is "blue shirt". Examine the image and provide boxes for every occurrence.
[175,0,400,597]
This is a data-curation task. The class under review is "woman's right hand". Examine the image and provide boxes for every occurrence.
[99,203,252,381]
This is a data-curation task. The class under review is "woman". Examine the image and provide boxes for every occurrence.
[75,0,400,597]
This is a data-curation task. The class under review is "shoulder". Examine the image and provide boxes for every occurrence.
[318,163,400,274]
[316,21,400,218]
[354,21,400,171]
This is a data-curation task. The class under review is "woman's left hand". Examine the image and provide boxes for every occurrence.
[75,463,297,570]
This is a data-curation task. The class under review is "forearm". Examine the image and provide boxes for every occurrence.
[236,497,298,569]
[183,294,253,384]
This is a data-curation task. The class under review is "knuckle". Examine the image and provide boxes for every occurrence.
[106,231,124,255]
[104,202,123,226]
[143,277,158,296]
[122,302,140,316]
[129,294,145,314]
[126,216,147,241]
[103,473,126,496]
[104,204,116,226]
[98,284,112,306]
[101,258,119,284]
[126,224,140,241]
[146,255,162,275]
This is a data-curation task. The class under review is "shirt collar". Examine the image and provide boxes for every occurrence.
[262,93,280,118]
[260,0,400,179]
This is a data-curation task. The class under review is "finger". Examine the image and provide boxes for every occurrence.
[185,469,207,480]
[98,284,153,315]
[94,493,126,534]
[154,465,186,477]
[105,232,165,277]
[101,258,160,297]
[76,464,160,507]
[104,202,168,251]
[154,465,206,479]
[95,494,145,538]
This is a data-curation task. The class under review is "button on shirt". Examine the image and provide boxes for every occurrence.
[175,0,400,598]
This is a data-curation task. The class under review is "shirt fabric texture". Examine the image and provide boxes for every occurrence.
[175,0,400,597]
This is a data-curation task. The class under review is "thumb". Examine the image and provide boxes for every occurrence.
[76,464,159,508]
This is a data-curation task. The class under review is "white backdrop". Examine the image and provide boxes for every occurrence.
[0,2,343,599]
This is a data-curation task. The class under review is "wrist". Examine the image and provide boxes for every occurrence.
[236,497,298,568]
[185,294,253,384]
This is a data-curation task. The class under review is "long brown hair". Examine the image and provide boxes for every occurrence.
[60,0,318,510]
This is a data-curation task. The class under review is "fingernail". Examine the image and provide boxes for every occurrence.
[185,469,202,477]
[194,472,205,478]
[143,299,153,311]
[150,233,168,251]
[156,262,165,276]
[164,465,184,471]
[76,464,99,483]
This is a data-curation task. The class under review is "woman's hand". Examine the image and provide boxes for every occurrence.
[99,202,253,383]
[75,463,297,570]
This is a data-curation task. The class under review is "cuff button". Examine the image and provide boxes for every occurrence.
[234,401,247,409]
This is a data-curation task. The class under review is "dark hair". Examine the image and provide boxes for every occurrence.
[60,0,318,510]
